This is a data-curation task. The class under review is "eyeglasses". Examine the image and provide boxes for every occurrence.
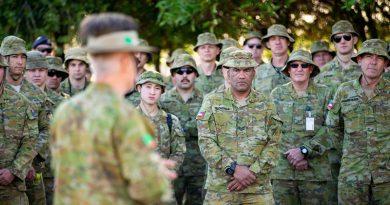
[333,35,352,43]
[290,63,310,69]
[247,44,262,49]
[174,66,195,75]
[37,47,53,53]
[48,69,63,77]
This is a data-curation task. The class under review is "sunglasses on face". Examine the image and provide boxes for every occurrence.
[290,63,310,69]
[247,44,262,49]
[48,70,63,77]
[37,47,53,53]
[333,35,352,43]
[174,66,195,75]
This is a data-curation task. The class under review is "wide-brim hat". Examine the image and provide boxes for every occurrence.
[261,24,294,47]
[310,41,335,57]
[136,70,166,89]
[223,50,258,68]
[166,48,188,64]
[243,31,262,45]
[0,36,27,56]
[170,53,199,76]
[216,47,240,69]
[282,49,320,78]
[352,39,390,63]
[330,20,359,41]
[26,51,49,70]
[46,56,69,80]
[0,55,8,67]
[193,32,222,51]
[64,47,90,66]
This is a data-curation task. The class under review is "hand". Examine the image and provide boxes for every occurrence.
[0,169,15,185]
[227,177,247,192]
[285,148,305,166]
[25,167,36,181]
[294,159,309,171]
[159,159,177,180]
[233,165,256,187]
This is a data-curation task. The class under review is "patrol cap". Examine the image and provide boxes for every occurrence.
[217,47,241,70]
[64,47,89,67]
[310,41,335,57]
[220,38,240,51]
[282,49,320,78]
[243,31,262,45]
[0,36,27,56]
[136,70,166,89]
[26,51,49,70]
[352,39,390,62]
[46,56,69,80]
[223,50,258,68]
[166,48,189,65]
[261,24,295,47]
[170,54,199,76]
[330,20,359,41]
[193,32,222,51]
[0,55,8,68]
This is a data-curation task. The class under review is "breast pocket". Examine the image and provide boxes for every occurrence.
[341,102,361,134]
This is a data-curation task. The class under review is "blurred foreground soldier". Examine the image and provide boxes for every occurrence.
[0,55,37,205]
[194,32,223,94]
[50,12,175,205]
[160,54,206,205]
[310,41,334,68]
[243,31,263,65]
[197,50,282,205]
[253,24,293,94]
[1,36,51,205]
[59,47,89,96]
[46,57,69,96]
[32,36,53,57]
[270,50,334,205]
[327,39,390,205]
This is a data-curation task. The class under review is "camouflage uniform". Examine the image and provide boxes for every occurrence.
[270,50,334,205]
[46,56,69,97]
[59,48,90,97]
[165,48,190,90]
[197,50,282,205]
[0,55,37,205]
[160,55,205,204]
[50,25,172,204]
[253,24,294,94]
[326,39,390,205]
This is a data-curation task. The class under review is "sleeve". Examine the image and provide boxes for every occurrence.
[35,97,51,161]
[169,115,186,171]
[249,101,283,174]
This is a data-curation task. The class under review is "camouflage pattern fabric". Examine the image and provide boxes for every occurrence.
[204,191,274,205]
[59,78,89,97]
[338,181,390,205]
[195,66,224,95]
[253,62,290,95]
[197,88,282,194]
[125,90,140,106]
[172,175,206,205]
[50,83,172,205]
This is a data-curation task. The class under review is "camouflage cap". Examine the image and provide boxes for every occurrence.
[352,39,390,62]
[26,51,49,70]
[166,48,189,64]
[217,47,241,69]
[261,24,295,47]
[193,32,222,51]
[171,54,199,76]
[138,39,153,56]
[0,36,27,56]
[220,38,240,51]
[243,31,262,45]
[310,41,335,56]
[330,20,359,41]
[223,50,258,68]
[0,55,8,67]
[64,47,89,67]
[282,49,320,78]
[136,70,166,89]
[46,56,69,80]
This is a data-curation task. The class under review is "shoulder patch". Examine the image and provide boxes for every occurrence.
[196,111,206,120]
[327,100,335,110]
[142,133,156,149]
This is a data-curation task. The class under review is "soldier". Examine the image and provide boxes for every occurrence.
[243,31,263,65]
[160,54,206,205]
[194,32,224,94]
[197,49,282,204]
[165,48,189,90]
[253,24,294,94]
[270,49,334,204]
[1,36,51,205]
[326,39,390,205]
[310,41,335,68]
[59,47,90,97]
[50,12,175,204]
[0,55,37,205]
[46,56,69,97]
[219,38,240,51]
[135,70,186,171]
[32,36,53,57]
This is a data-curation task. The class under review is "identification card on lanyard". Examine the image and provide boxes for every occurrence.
[305,106,314,131]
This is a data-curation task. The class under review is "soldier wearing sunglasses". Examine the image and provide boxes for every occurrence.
[243,31,263,65]
[32,36,53,57]
[46,56,69,96]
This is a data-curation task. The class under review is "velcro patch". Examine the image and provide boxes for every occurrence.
[196,111,206,120]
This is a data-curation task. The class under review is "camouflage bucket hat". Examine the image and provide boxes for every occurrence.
[243,31,262,45]
[261,24,295,47]
[136,70,166,88]
[224,50,258,68]
[282,49,320,78]
[46,56,69,80]
[166,48,189,64]
[0,55,8,67]
[171,53,199,76]
[217,47,241,69]
[138,38,153,61]
[193,32,222,51]
[330,20,359,41]
[0,36,27,56]
[64,47,89,66]
[220,38,240,51]
[310,41,335,57]
[352,39,390,62]
[26,51,49,70]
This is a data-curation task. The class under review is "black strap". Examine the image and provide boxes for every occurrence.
[166,113,173,134]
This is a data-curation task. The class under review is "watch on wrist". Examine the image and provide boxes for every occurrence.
[300,146,309,157]
[225,161,237,176]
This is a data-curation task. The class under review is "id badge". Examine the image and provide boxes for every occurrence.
[306,117,314,131]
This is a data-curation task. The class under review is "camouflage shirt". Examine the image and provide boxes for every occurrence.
[136,107,186,171]
[197,88,282,193]
[270,81,333,181]
[59,77,89,97]
[253,62,290,95]
[124,90,140,106]
[195,66,224,95]
[0,88,37,190]
[160,87,206,176]
[326,76,390,185]
[50,83,171,205]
